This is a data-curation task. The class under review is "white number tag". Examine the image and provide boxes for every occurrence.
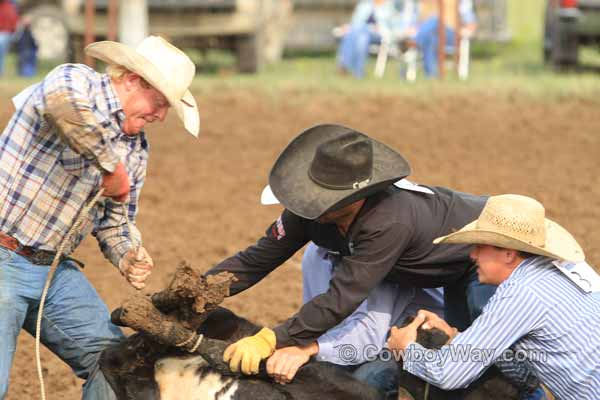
[552,260,600,293]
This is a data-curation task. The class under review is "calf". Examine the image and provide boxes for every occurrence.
[99,307,386,400]
[100,307,518,400]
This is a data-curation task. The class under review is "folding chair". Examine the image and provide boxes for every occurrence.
[374,0,472,81]
[407,34,470,81]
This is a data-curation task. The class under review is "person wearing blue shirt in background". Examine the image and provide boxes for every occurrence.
[405,0,476,77]
[336,0,409,78]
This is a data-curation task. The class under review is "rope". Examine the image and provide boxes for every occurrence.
[175,333,197,348]
[36,188,105,400]
[121,202,139,252]
[189,334,204,353]
[175,332,204,353]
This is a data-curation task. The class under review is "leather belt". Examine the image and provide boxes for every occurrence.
[0,231,84,267]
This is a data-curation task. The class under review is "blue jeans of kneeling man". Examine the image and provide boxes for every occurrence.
[0,247,124,400]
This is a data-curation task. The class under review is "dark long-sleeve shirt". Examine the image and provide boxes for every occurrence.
[207,185,487,347]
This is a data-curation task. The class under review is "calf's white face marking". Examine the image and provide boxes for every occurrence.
[155,355,238,400]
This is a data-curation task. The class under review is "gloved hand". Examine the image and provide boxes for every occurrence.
[102,162,130,202]
[119,247,154,290]
[223,327,276,374]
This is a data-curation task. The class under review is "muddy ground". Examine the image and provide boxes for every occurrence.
[3,89,599,399]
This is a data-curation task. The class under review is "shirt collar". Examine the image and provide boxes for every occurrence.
[508,256,548,281]
[101,73,123,116]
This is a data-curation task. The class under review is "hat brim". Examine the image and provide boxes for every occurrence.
[269,124,411,220]
[85,41,200,137]
[434,218,585,262]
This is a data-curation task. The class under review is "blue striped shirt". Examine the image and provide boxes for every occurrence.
[0,63,147,266]
[403,256,600,399]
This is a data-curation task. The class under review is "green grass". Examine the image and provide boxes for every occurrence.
[189,0,600,100]
[2,0,600,100]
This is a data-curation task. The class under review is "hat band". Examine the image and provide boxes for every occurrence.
[308,168,372,190]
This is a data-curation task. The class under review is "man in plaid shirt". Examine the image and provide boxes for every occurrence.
[0,36,199,399]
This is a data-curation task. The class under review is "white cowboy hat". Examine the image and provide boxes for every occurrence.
[85,36,200,137]
[434,194,585,262]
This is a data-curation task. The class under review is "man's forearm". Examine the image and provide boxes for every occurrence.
[45,85,119,173]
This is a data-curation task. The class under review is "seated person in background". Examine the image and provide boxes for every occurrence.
[336,0,408,78]
[406,0,476,77]
[387,194,600,399]
[267,242,444,394]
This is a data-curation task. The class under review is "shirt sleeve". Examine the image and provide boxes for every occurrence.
[274,222,414,347]
[317,282,411,365]
[403,283,546,390]
[93,146,147,267]
[205,210,308,295]
[401,0,419,29]
[38,64,120,173]
[351,2,372,26]
[459,0,477,25]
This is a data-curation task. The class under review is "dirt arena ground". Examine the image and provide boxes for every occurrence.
[2,88,599,399]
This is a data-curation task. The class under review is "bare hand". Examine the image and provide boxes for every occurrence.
[387,313,425,352]
[119,246,154,290]
[418,309,458,342]
[266,343,318,384]
[102,162,130,202]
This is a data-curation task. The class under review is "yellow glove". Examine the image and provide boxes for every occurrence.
[223,327,276,374]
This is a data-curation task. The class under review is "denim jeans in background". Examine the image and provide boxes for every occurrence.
[337,25,381,78]
[414,17,456,78]
[0,247,124,400]
[0,32,12,75]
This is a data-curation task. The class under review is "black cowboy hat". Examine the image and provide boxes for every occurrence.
[269,124,411,220]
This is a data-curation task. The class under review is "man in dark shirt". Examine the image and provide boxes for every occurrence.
[207,123,492,376]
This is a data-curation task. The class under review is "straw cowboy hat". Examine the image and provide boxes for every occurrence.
[434,194,585,262]
[85,36,200,137]
[268,124,411,219]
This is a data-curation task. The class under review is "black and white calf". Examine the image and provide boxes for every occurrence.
[99,307,386,400]
[99,308,518,400]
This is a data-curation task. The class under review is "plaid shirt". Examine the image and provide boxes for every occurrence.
[0,63,148,267]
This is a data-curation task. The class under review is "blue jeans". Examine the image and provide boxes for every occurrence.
[0,247,124,399]
[443,264,497,331]
[337,25,381,78]
[18,49,37,77]
[415,17,456,77]
[352,358,399,394]
[0,32,11,76]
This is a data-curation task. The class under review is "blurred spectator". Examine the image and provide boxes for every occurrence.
[407,0,476,77]
[15,17,37,77]
[336,0,409,78]
[0,0,18,75]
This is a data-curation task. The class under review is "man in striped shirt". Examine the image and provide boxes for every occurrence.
[0,36,199,399]
[388,194,600,399]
